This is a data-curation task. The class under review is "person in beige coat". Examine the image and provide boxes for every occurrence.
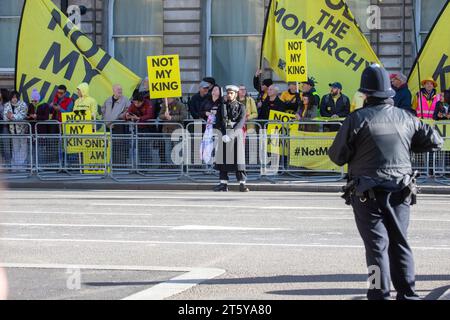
[238,85,258,133]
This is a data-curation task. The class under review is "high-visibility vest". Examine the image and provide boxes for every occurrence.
[416,93,440,119]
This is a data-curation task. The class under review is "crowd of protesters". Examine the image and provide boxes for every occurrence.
[1,70,449,171]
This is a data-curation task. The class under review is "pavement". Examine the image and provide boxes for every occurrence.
[0,189,449,300]
[3,175,450,194]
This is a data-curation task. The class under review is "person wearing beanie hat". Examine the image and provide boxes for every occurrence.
[27,88,51,134]
[329,64,443,301]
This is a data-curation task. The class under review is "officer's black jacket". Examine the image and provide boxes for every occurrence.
[329,98,443,182]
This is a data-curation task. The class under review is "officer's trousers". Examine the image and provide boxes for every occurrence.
[351,190,419,300]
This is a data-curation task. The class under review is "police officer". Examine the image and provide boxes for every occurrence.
[213,85,249,192]
[328,64,443,300]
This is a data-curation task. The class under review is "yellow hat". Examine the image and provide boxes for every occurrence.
[421,77,438,88]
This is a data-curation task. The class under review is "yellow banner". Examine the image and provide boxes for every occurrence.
[289,126,344,172]
[267,110,296,155]
[408,2,450,95]
[285,39,308,82]
[262,0,381,97]
[16,0,141,105]
[422,119,450,151]
[82,133,111,175]
[147,55,182,99]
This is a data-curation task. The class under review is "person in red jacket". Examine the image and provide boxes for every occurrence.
[50,85,74,123]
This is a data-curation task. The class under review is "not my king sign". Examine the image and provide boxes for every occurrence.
[285,39,308,83]
[147,54,182,99]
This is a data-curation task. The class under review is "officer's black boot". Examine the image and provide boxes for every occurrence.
[239,183,250,192]
[213,183,228,192]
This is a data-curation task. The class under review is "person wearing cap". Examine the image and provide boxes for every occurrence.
[213,85,249,192]
[301,77,321,107]
[258,85,285,120]
[412,77,441,119]
[253,69,273,107]
[280,82,301,114]
[188,80,211,120]
[329,64,443,300]
[320,82,350,119]
[390,73,414,115]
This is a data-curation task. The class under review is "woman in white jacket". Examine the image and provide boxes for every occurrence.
[3,91,29,170]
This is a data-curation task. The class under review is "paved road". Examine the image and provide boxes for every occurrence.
[0,189,449,300]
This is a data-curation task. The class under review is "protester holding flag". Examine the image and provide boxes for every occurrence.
[258,85,285,120]
[253,69,273,108]
[412,78,441,119]
[390,73,414,115]
[3,91,29,170]
[74,83,99,121]
[280,82,301,114]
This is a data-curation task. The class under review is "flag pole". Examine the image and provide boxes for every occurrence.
[412,4,424,120]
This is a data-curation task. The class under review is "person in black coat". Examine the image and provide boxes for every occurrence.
[391,73,414,115]
[329,64,443,301]
[213,85,248,193]
[187,81,210,119]
[320,82,350,118]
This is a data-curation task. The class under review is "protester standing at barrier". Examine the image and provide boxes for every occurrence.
[101,84,129,131]
[329,64,443,300]
[413,78,441,119]
[74,83,99,121]
[258,85,285,120]
[202,77,216,94]
[320,82,350,132]
[188,81,210,120]
[390,73,414,115]
[159,97,188,163]
[50,85,74,123]
[3,91,29,171]
[253,69,273,109]
[126,91,157,166]
[238,85,258,133]
[301,77,320,107]
[213,85,248,193]
[295,93,318,132]
[433,90,450,120]
[280,82,301,114]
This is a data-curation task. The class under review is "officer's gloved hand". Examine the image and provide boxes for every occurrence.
[222,135,232,143]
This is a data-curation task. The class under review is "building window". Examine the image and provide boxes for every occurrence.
[0,0,24,71]
[207,0,264,90]
[416,0,447,46]
[109,0,163,78]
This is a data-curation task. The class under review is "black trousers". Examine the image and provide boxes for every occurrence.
[219,170,247,183]
[351,190,418,300]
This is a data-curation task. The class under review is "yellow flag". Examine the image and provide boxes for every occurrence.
[262,0,381,97]
[408,2,450,95]
[16,0,141,105]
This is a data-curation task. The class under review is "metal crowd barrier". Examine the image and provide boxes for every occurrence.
[110,121,184,182]
[1,119,448,184]
[433,121,450,185]
[0,122,33,179]
[35,121,109,180]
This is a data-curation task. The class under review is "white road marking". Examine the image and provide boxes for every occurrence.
[0,262,225,300]
[89,203,350,210]
[1,237,449,251]
[0,223,291,231]
[0,211,152,217]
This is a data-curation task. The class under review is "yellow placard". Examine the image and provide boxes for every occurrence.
[82,133,111,174]
[285,39,308,82]
[289,125,345,172]
[267,110,296,155]
[16,0,141,105]
[147,55,182,99]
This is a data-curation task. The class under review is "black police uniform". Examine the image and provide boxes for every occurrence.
[328,65,443,300]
